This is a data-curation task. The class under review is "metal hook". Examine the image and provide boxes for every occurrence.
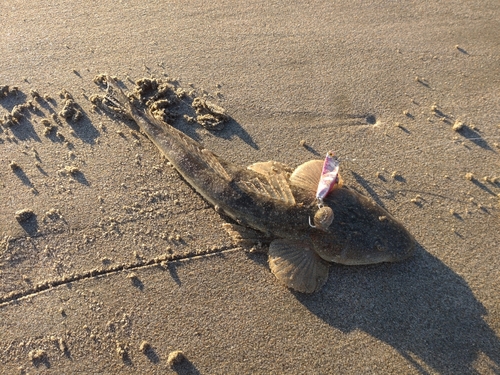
[308,216,316,228]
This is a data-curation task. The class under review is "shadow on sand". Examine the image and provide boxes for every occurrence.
[294,244,500,374]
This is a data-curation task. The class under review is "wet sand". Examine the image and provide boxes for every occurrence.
[1,1,499,373]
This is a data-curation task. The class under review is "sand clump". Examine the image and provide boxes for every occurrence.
[50,336,68,352]
[0,84,10,97]
[115,341,129,360]
[10,160,20,170]
[15,208,34,222]
[167,350,186,366]
[58,90,83,122]
[28,349,47,364]
[94,75,229,131]
[191,97,228,130]
[139,340,151,353]
[58,165,80,176]
[0,99,36,127]
[452,120,465,131]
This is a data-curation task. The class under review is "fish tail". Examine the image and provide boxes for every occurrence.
[102,76,166,140]
[103,76,137,119]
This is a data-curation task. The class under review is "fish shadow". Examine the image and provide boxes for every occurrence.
[294,244,500,374]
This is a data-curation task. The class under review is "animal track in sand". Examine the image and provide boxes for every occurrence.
[0,246,240,307]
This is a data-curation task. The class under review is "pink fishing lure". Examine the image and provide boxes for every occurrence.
[316,151,339,202]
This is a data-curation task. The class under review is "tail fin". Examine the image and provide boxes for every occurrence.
[101,76,172,142]
[103,76,136,119]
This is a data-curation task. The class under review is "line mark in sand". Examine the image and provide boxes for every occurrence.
[0,246,243,307]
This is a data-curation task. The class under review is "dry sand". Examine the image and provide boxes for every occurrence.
[1,1,499,374]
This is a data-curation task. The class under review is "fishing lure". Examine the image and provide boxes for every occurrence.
[310,151,340,230]
[316,151,340,204]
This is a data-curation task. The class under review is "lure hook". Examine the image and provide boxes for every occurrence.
[308,216,316,228]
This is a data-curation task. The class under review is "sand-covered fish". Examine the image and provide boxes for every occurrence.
[103,77,416,293]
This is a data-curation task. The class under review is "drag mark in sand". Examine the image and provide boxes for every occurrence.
[0,245,241,307]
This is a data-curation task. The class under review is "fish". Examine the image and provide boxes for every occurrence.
[103,76,416,293]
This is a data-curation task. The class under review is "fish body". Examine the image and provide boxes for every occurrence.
[105,77,416,293]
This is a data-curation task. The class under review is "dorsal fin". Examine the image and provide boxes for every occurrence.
[237,172,296,205]
[289,160,323,192]
[247,161,293,177]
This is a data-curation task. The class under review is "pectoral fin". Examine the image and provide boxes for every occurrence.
[289,160,323,192]
[290,159,343,193]
[268,239,329,293]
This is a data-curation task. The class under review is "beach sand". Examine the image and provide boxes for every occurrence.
[1,1,499,373]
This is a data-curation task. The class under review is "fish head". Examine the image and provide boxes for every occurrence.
[290,159,416,265]
[309,187,416,265]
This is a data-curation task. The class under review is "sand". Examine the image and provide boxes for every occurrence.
[1,1,499,373]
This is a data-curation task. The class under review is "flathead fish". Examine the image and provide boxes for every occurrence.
[104,77,416,293]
